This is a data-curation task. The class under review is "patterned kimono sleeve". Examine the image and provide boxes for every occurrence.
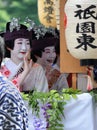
[0,89,28,130]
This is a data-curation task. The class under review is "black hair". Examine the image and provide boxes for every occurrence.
[32,49,43,57]
[55,39,60,55]
[53,29,60,64]
[0,37,5,66]
[93,65,97,82]
[30,49,43,62]
[30,51,37,62]
[4,40,14,58]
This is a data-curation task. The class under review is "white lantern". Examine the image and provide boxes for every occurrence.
[65,0,97,66]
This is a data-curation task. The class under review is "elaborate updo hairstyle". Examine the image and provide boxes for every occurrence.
[31,25,59,61]
[4,18,32,58]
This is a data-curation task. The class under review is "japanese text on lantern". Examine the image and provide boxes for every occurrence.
[74,5,97,51]
[43,0,54,23]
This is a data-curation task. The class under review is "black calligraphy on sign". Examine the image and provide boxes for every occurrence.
[75,34,96,51]
[44,0,53,5]
[74,5,97,51]
[74,5,97,20]
[76,22,95,33]
[43,0,54,23]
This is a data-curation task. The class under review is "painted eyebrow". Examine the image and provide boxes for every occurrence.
[16,38,29,41]
[45,49,50,51]
[45,48,55,51]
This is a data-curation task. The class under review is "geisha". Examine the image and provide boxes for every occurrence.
[0,18,48,93]
[31,25,69,91]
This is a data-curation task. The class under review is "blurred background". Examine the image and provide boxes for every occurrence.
[0,0,40,30]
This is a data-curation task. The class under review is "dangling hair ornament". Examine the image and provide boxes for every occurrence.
[24,17,36,31]
[9,17,21,32]
[34,24,47,39]
[34,25,58,39]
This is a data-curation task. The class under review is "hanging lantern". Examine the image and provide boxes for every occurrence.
[65,0,97,66]
[38,0,57,28]
[54,0,60,30]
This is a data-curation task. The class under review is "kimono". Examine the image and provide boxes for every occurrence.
[0,58,48,130]
[47,64,69,91]
[1,58,48,92]
[0,72,28,130]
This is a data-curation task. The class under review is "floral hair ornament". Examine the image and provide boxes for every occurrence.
[10,17,36,32]
[24,17,58,40]
[31,24,59,51]
[4,17,33,41]
[24,17,36,31]
[34,24,59,40]
[9,17,21,32]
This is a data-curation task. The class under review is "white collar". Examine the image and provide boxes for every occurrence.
[5,58,18,73]
[4,58,23,80]
[52,64,60,71]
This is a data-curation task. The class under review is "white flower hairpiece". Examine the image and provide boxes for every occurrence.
[34,24,59,40]
[24,17,36,31]
[24,17,59,39]
[9,17,21,32]
[9,17,59,39]
[9,17,36,32]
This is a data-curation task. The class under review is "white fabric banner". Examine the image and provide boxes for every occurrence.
[62,93,95,130]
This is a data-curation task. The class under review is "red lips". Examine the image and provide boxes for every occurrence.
[20,52,26,54]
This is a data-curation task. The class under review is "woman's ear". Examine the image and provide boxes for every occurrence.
[6,47,12,51]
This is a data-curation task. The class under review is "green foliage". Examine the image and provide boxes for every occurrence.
[21,92,29,100]
[21,88,82,130]
[0,0,40,30]
[89,88,97,103]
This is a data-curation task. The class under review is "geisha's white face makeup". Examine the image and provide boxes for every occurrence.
[41,46,56,67]
[12,38,30,60]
